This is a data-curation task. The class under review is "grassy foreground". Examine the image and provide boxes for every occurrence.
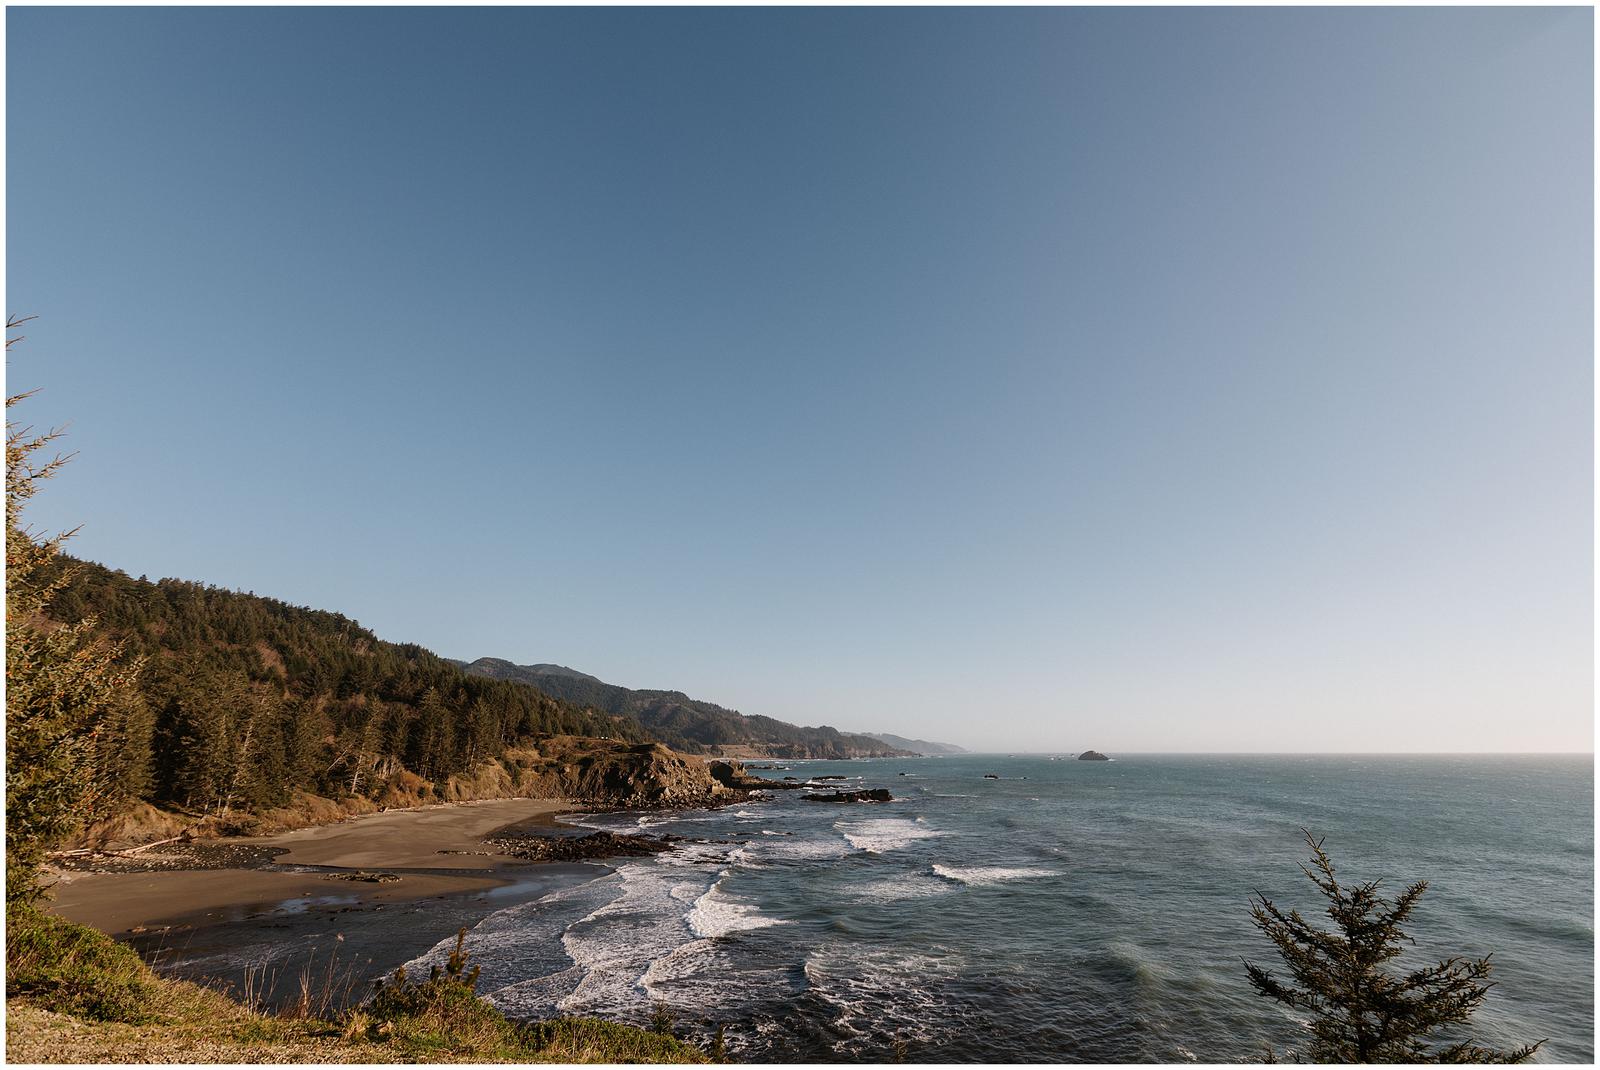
[5,907,709,1064]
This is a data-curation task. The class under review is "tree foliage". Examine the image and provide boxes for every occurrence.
[1245,830,1544,1063]
[40,555,649,816]
[6,318,147,904]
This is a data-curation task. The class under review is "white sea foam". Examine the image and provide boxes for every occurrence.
[404,871,622,1018]
[487,965,589,1020]
[638,937,724,1002]
[851,874,951,902]
[551,861,709,1017]
[443,836,794,1026]
[837,818,944,853]
[802,944,965,1052]
[687,877,787,938]
[755,836,855,862]
[930,864,1060,886]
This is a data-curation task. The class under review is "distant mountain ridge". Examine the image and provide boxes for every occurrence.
[458,657,912,759]
[515,663,602,683]
[863,732,968,756]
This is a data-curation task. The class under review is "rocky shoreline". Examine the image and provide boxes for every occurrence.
[484,828,681,863]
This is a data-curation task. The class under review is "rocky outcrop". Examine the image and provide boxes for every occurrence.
[496,736,744,808]
[1077,750,1111,761]
[706,757,811,791]
[707,759,754,788]
[484,830,679,862]
[802,788,892,803]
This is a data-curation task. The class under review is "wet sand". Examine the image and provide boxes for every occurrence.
[47,867,509,937]
[119,862,604,1009]
[250,797,575,870]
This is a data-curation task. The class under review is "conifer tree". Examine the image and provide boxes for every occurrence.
[1245,830,1544,1063]
[5,318,143,904]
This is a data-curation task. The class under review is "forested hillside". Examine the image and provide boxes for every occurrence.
[43,558,648,818]
[460,657,911,759]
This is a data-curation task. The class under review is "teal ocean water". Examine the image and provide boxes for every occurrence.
[405,755,1593,1062]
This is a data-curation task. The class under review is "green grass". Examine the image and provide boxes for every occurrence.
[6,908,710,1063]
[6,904,166,1023]
[529,1017,719,1063]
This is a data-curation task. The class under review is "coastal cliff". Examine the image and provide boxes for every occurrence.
[75,735,737,851]
[497,736,740,809]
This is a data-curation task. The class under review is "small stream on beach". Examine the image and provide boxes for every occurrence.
[398,754,1592,1062]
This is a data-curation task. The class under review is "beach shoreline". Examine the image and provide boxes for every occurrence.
[42,796,602,1006]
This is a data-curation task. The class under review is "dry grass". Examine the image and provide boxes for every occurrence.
[75,803,191,852]
[441,761,517,803]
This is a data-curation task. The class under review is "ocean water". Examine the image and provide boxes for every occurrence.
[402,755,1593,1062]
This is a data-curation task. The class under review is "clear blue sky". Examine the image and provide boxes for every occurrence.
[7,7,1592,752]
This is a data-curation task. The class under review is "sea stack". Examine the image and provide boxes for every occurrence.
[1077,750,1111,761]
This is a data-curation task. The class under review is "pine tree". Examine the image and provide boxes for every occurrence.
[1245,830,1544,1063]
[5,318,143,904]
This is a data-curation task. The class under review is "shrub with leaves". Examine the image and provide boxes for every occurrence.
[5,903,163,1023]
[1245,830,1544,1063]
[6,318,146,904]
[362,929,505,1052]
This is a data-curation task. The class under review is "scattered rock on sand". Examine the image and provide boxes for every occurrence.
[484,830,679,862]
[325,870,401,883]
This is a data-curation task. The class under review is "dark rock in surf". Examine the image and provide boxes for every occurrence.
[796,783,889,799]
[1077,750,1111,761]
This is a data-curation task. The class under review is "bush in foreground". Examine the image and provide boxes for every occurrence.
[5,904,163,1023]
[1245,830,1544,1063]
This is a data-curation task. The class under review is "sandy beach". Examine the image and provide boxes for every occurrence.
[44,797,597,1006]
[48,797,575,934]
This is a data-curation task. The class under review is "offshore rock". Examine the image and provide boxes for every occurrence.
[1077,750,1111,761]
